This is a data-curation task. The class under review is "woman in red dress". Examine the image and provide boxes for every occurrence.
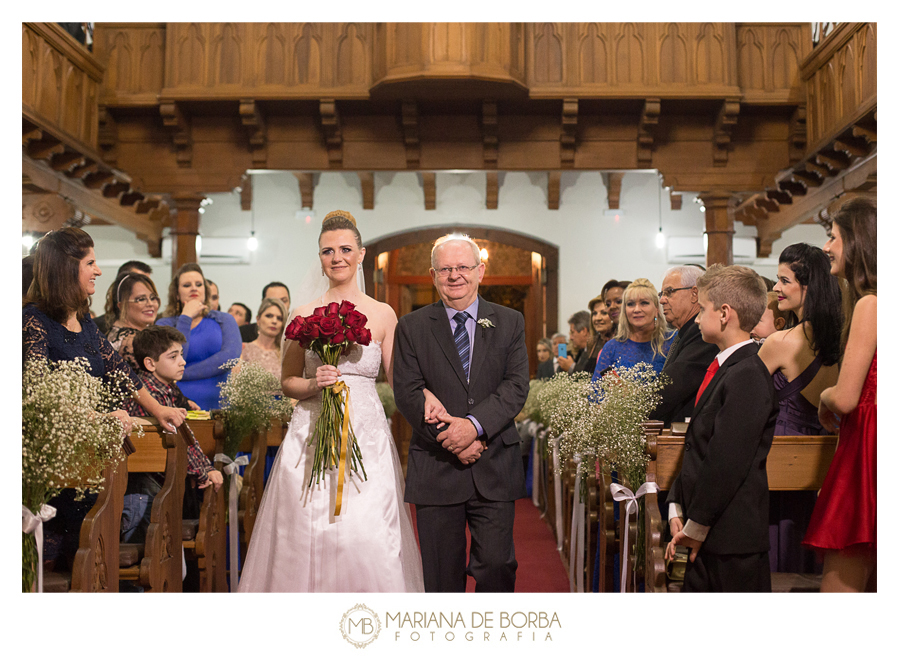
[803,197,877,592]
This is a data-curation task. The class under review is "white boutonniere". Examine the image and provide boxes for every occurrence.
[477,318,495,329]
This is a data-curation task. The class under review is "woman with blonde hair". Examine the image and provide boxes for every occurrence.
[156,262,241,410]
[240,297,288,382]
[592,278,674,381]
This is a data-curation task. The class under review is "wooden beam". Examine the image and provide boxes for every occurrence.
[670,192,682,211]
[98,106,117,166]
[22,193,75,233]
[713,99,741,166]
[27,137,65,160]
[320,99,343,168]
[560,98,578,169]
[402,100,419,169]
[700,193,733,266]
[638,99,660,168]
[760,153,877,237]
[422,172,436,210]
[49,151,86,172]
[159,102,192,167]
[294,173,314,209]
[22,156,162,243]
[239,99,267,168]
[604,172,623,210]
[240,173,252,211]
[482,100,498,170]
[359,172,374,210]
[788,105,807,164]
[170,194,204,277]
[548,172,561,210]
[486,171,498,210]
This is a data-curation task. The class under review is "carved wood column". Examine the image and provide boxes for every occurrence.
[700,193,734,267]
[170,194,204,276]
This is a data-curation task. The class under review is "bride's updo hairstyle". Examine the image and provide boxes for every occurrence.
[320,209,362,248]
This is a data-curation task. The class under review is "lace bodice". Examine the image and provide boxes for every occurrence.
[303,341,383,382]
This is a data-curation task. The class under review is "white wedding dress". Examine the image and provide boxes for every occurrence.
[238,341,424,592]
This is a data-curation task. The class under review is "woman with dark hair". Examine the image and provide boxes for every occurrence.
[804,197,877,592]
[105,271,161,372]
[758,242,843,574]
[600,278,632,329]
[759,242,843,434]
[156,263,241,410]
[23,227,185,567]
[580,293,614,373]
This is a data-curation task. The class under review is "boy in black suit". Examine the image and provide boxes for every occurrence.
[665,265,777,592]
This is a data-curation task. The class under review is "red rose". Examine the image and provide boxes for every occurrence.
[297,323,320,347]
[326,302,340,316]
[284,316,306,342]
[345,326,359,342]
[338,300,355,315]
[330,331,346,345]
[355,327,372,346]
[344,309,367,329]
[318,316,341,337]
[306,314,323,326]
[312,305,327,317]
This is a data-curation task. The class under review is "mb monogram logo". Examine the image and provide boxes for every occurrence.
[340,604,382,648]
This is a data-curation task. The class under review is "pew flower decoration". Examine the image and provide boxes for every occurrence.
[284,301,371,499]
[536,371,600,466]
[21,357,133,593]
[592,362,666,487]
[519,378,547,426]
[218,360,293,459]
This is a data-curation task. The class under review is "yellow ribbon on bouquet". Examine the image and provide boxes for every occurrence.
[331,380,352,516]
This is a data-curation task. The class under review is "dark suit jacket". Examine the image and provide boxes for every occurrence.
[240,322,258,343]
[393,297,529,506]
[666,343,777,555]
[651,315,719,426]
[536,359,556,380]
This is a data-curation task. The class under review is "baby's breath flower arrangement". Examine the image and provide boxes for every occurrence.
[218,359,294,459]
[22,357,133,592]
[520,378,547,426]
[536,372,599,464]
[375,382,397,419]
[592,362,666,487]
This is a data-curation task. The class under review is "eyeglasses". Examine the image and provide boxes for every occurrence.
[434,265,479,278]
[658,287,692,299]
[126,295,160,306]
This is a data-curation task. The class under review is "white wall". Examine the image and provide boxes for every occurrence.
[84,171,828,327]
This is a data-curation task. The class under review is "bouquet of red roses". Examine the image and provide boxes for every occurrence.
[284,301,371,513]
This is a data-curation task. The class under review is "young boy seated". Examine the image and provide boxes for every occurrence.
[121,326,222,542]
[665,265,778,592]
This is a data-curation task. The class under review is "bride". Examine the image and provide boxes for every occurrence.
[238,210,424,592]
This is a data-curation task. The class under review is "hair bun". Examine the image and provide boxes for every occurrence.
[322,209,357,227]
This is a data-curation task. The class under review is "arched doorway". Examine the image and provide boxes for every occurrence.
[363,226,558,471]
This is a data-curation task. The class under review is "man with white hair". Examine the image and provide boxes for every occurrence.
[651,265,720,426]
[393,233,529,592]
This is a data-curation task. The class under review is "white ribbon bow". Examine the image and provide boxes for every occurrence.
[551,435,563,552]
[568,455,586,592]
[22,504,56,593]
[215,453,248,592]
[530,427,543,508]
[610,481,659,593]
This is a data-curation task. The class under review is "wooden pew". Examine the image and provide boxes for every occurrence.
[119,421,187,592]
[642,432,838,593]
[237,426,269,563]
[42,448,128,593]
[183,418,227,592]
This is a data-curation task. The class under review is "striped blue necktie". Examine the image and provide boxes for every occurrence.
[453,311,471,380]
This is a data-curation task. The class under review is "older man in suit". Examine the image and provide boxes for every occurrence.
[393,234,529,592]
[651,265,720,427]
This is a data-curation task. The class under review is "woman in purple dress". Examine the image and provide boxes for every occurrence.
[758,242,843,573]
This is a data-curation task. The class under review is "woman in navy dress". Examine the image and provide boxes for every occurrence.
[156,263,241,410]
[758,243,842,573]
[23,228,186,567]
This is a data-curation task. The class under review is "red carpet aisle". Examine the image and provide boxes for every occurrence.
[411,498,570,592]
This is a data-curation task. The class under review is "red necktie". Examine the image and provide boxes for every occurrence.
[695,358,721,406]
